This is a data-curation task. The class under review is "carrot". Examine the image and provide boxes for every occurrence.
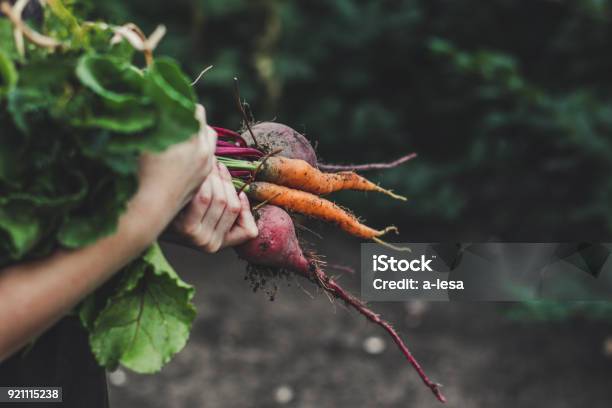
[240,180,386,238]
[235,180,408,250]
[258,156,407,201]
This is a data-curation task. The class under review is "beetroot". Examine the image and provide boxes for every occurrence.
[235,205,446,403]
[241,122,317,167]
[235,205,310,274]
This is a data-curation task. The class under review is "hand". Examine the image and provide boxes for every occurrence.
[172,163,259,253]
[131,104,217,238]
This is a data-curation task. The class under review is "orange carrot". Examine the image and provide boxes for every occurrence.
[258,156,406,201]
[237,180,407,250]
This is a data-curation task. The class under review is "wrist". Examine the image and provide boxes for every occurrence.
[124,184,184,247]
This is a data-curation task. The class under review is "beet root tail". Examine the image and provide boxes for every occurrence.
[318,153,418,172]
[312,264,446,403]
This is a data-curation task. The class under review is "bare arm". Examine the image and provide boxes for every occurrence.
[0,182,172,361]
[0,105,218,361]
[0,105,258,361]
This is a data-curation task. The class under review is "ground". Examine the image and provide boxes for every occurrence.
[109,235,612,408]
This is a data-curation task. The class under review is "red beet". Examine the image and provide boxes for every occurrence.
[235,205,310,274]
[235,205,446,403]
[241,122,317,167]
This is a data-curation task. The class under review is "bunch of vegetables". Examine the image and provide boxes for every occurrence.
[0,0,444,403]
[211,122,444,402]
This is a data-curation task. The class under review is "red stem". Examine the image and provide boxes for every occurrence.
[229,170,253,178]
[318,153,417,172]
[212,126,248,147]
[312,263,446,403]
[215,146,264,158]
[217,140,240,147]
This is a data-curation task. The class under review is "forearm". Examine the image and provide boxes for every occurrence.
[0,192,172,361]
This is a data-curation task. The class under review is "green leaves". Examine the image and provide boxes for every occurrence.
[57,173,137,247]
[74,54,155,133]
[88,244,196,373]
[111,57,199,152]
[0,20,18,60]
[0,205,43,260]
[72,54,199,151]
[1,2,201,373]
[76,55,146,107]
[0,52,17,98]
[1,44,199,260]
[7,55,75,133]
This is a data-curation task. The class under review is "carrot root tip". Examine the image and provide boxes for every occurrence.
[380,225,399,235]
[372,237,411,252]
[376,186,408,201]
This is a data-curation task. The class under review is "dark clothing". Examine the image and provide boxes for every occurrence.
[0,317,109,408]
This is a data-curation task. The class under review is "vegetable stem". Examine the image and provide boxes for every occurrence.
[319,153,417,172]
[217,157,258,171]
[232,178,249,190]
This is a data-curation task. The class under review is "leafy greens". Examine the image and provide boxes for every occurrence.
[0,1,198,373]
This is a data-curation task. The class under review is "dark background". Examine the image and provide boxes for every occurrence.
[79,0,612,406]
[86,0,612,242]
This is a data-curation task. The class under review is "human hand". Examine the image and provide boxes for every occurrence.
[171,163,259,253]
[134,104,216,222]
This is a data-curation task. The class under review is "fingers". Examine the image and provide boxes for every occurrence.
[172,164,222,251]
[204,125,217,155]
[237,192,259,239]
[195,103,217,155]
[222,192,259,248]
[171,154,258,253]
[195,166,224,249]
[211,164,242,249]
[174,179,211,236]
[195,103,206,126]
[195,104,216,179]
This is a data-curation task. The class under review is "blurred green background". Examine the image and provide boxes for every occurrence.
[66,2,612,404]
[83,0,612,241]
